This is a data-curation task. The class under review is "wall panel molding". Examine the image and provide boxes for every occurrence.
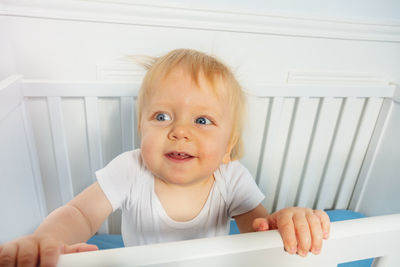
[1,0,400,42]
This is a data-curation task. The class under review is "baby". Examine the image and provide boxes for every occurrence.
[0,49,330,266]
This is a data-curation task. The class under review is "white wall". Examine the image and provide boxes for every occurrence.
[0,17,17,80]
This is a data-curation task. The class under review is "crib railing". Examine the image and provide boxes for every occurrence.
[57,214,400,267]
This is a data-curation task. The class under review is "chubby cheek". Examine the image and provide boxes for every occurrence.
[140,129,161,169]
[199,137,230,165]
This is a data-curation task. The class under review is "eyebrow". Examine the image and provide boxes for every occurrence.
[148,102,224,119]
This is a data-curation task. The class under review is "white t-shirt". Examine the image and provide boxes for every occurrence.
[96,149,265,247]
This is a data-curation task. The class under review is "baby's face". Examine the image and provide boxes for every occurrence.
[140,67,234,186]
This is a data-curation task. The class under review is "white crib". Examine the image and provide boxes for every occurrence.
[1,74,400,266]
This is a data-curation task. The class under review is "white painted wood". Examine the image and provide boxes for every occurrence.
[316,98,364,210]
[0,75,23,121]
[349,99,394,212]
[241,95,269,179]
[21,99,48,218]
[0,76,46,242]
[257,97,283,212]
[275,97,319,210]
[21,80,395,98]
[21,81,140,97]
[334,98,383,209]
[47,97,74,204]
[2,0,400,42]
[259,98,295,212]
[85,97,109,234]
[247,85,396,98]
[120,96,135,152]
[57,214,400,267]
[296,98,341,208]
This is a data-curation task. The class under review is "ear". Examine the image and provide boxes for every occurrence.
[222,136,237,164]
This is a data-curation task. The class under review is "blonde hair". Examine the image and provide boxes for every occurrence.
[136,49,246,160]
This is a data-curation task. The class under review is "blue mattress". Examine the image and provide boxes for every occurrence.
[87,209,373,267]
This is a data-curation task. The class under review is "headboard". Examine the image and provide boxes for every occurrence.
[0,74,398,242]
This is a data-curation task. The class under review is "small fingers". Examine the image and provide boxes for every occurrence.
[252,218,269,232]
[277,213,297,255]
[306,211,323,255]
[0,242,18,267]
[39,238,62,267]
[293,212,312,257]
[314,210,331,239]
[64,243,98,254]
[17,238,39,267]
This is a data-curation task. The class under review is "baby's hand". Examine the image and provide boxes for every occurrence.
[252,207,330,257]
[0,234,98,267]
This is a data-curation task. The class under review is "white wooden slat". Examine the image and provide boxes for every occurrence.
[258,97,283,212]
[241,95,270,179]
[316,97,365,210]
[275,97,319,210]
[21,99,48,219]
[47,97,74,204]
[349,98,394,212]
[85,97,104,181]
[296,98,342,208]
[259,98,295,212]
[120,96,135,152]
[334,98,383,209]
[58,214,400,267]
[85,97,109,234]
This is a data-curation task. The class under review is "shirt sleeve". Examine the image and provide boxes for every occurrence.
[95,150,140,211]
[225,161,265,217]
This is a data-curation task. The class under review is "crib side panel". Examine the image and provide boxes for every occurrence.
[0,76,46,243]
[21,80,391,236]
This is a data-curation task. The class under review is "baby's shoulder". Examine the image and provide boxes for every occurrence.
[218,160,251,179]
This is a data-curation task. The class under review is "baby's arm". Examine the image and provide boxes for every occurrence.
[234,205,330,257]
[0,182,112,267]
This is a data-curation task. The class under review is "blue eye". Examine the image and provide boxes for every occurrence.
[195,117,212,125]
[156,113,171,121]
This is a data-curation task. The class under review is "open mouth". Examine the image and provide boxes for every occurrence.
[165,152,194,162]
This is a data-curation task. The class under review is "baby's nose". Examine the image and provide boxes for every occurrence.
[168,123,191,141]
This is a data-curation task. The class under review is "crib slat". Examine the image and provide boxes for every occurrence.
[85,97,104,179]
[22,99,48,218]
[316,97,365,210]
[120,96,134,152]
[258,97,292,212]
[349,98,394,211]
[85,97,109,234]
[47,97,74,204]
[275,97,319,210]
[296,97,341,208]
[242,95,269,178]
[334,98,383,209]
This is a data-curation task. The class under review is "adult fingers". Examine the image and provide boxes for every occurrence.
[39,238,62,267]
[293,212,312,257]
[0,242,18,267]
[276,213,297,255]
[306,211,323,255]
[314,210,331,239]
[64,243,98,254]
[17,238,39,267]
